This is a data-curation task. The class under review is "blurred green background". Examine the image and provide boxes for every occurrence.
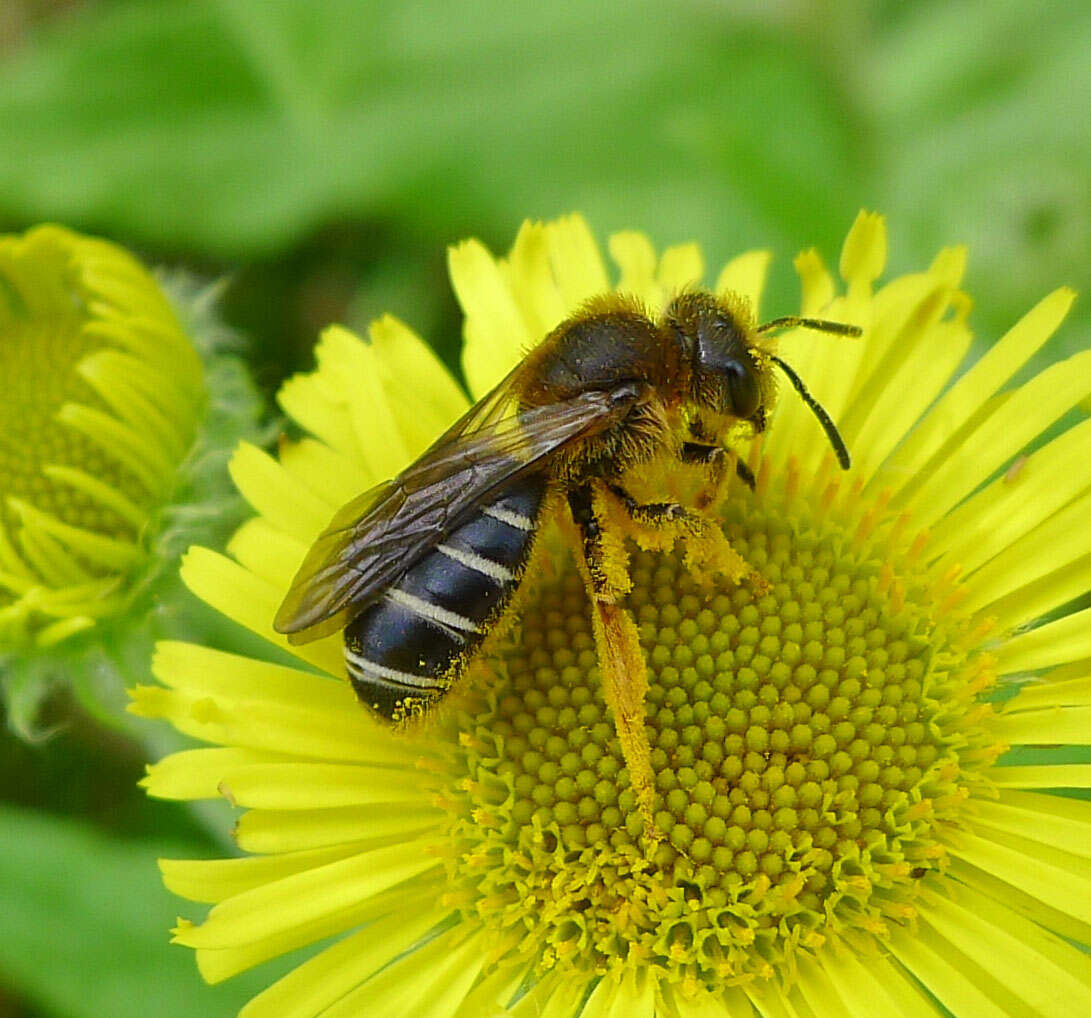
[0,0,1087,1015]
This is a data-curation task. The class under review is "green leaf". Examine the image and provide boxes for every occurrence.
[866,0,1091,352]
[0,0,861,276]
[0,804,267,1018]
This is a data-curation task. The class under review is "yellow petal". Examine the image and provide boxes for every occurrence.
[794,248,834,316]
[901,349,1091,526]
[319,923,487,1018]
[367,313,469,443]
[142,747,291,800]
[609,230,661,308]
[318,324,414,480]
[880,287,1076,494]
[989,705,1091,745]
[839,211,887,292]
[657,243,705,301]
[715,249,772,320]
[178,548,344,676]
[888,925,1013,1018]
[972,789,1091,859]
[235,803,440,853]
[450,238,530,398]
[995,606,1091,674]
[277,371,365,465]
[173,841,442,949]
[227,518,307,591]
[928,416,1091,573]
[160,842,368,903]
[238,907,450,1018]
[987,763,1091,788]
[505,220,569,339]
[947,829,1091,925]
[217,761,433,810]
[545,213,609,309]
[229,441,334,543]
[918,885,1091,1013]
[277,437,372,513]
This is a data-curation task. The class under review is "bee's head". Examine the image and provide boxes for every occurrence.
[662,292,771,430]
[662,291,855,470]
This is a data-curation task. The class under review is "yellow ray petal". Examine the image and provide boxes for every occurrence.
[217,761,433,810]
[947,829,1091,925]
[960,491,1091,613]
[977,788,1091,857]
[715,249,772,321]
[818,949,935,1018]
[545,213,609,310]
[582,970,655,1018]
[160,842,370,903]
[367,313,469,443]
[237,906,449,1017]
[235,803,440,853]
[450,238,530,398]
[995,604,1091,674]
[839,211,887,293]
[888,925,1016,1018]
[142,747,293,800]
[228,441,333,544]
[319,923,487,1018]
[918,885,1091,1013]
[277,437,373,514]
[277,372,364,465]
[506,220,569,339]
[989,705,1091,745]
[451,962,528,1018]
[987,763,1091,788]
[228,518,307,591]
[901,349,1091,526]
[179,548,345,675]
[172,840,442,949]
[880,287,1076,496]
[949,856,1091,951]
[609,230,661,308]
[1005,673,1091,711]
[928,417,1091,571]
[318,324,414,480]
[657,243,705,302]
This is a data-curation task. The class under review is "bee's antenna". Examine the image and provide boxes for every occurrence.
[770,355,851,470]
[758,316,862,338]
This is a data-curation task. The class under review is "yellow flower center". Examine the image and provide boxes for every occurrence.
[443,462,998,991]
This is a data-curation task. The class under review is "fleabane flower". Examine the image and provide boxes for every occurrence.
[0,225,261,730]
[133,213,1091,1018]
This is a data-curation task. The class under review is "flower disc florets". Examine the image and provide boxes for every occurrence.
[447,465,989,989]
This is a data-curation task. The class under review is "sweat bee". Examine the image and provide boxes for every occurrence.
[274,291,856,734]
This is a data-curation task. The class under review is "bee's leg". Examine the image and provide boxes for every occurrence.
[566,482,660,845]
[606,482,757,591]
[681,441,755,505]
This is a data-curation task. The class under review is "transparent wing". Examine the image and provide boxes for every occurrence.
[274,380,641,643]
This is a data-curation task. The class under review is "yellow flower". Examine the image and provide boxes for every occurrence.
[1,225,261,730]
[133,214,1091,1017]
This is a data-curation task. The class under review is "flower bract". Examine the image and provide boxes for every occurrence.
[0,225,261,730]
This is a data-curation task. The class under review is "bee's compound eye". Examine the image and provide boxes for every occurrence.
[726,362,760,420]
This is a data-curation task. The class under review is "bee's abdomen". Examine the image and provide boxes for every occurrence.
[344,476,545,719]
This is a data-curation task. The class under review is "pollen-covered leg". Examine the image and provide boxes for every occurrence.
[606,482,755,590]
[566,482,659,844]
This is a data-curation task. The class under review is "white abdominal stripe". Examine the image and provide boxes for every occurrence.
[385,587,482,634]
[437,543,516,583]
[482,504,535,531]
[344,646,440,690]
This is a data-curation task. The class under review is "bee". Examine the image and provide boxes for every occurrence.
[274,291,857,724]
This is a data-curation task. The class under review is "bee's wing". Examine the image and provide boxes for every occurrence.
[274,380,641,643]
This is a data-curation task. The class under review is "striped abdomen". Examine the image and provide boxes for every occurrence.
[344,475,546,719]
